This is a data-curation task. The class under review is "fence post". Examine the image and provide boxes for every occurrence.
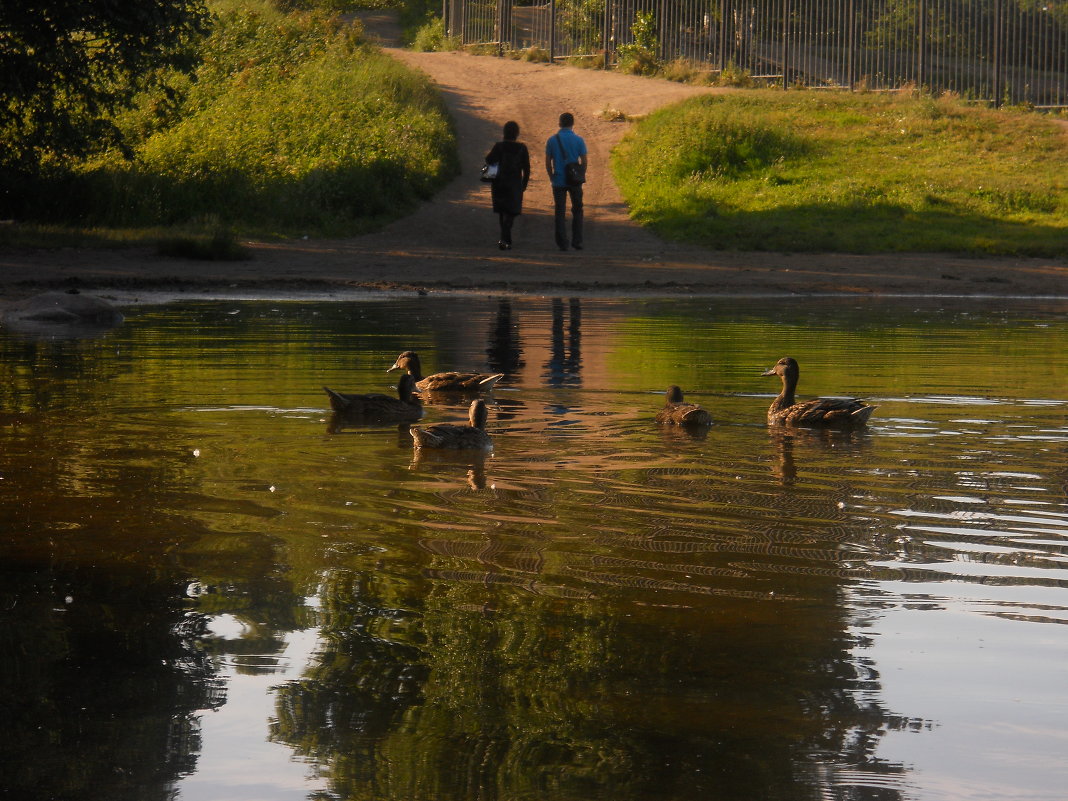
[603,0,612,69]
[917,0,926,90]
[717,0,728,72]
[782,0,790,89]
[992,0,1004,106]
[549,0,556,62]
[847,0,856,90]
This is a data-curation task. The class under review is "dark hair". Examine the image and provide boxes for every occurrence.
[559,112,575,128]
[503,120,519,141]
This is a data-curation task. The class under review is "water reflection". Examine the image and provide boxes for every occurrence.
[546,297,582,387]
[2,296,1068,801]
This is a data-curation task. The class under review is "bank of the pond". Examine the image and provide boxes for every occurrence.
[3,47,1066,303]
[3,237,1068,303]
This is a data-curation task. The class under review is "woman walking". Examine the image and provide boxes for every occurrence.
[484,120,531,250]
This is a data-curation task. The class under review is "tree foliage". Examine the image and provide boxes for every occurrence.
[0,0,211,179]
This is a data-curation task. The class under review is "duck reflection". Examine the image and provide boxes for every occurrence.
[410,448,491,490]
[768,426,873,486]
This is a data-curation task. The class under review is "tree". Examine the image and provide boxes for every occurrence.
[0,0,211,180]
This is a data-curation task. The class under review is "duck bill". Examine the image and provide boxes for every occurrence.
[387,362,400,372]
[761,367,776,376]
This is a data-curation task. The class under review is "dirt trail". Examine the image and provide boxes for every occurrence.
[0,14,1065,301]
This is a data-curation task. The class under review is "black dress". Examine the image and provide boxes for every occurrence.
[485,140,531,216]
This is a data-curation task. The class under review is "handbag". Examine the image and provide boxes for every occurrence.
[555,133,585,186]
[480,162,498,183]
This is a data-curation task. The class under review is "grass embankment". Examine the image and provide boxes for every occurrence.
[612,91,1068,257]
[7,0,457,247]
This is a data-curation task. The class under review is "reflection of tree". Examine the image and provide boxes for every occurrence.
[0,332,302,800]
[271,569,429,788]
[272,562,904,800]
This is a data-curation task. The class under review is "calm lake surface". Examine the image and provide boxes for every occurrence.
[2,294,1067,801]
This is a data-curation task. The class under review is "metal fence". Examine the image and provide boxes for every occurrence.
[442,0,1068,106]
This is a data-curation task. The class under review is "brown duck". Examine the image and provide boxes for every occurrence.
[655,385,712,426]
[410,399,493,450]
[762,357,876,426]
[388,351,504,392]
[323,373,422,421]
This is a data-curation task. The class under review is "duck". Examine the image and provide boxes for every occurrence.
[410,399,493,450]
[388,350,504,393]
[762,356,876,427]
[323,373,422,421]
[654,385,712,426]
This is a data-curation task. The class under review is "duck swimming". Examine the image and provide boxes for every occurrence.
[410,399,493,450]
[655,385,712,426]
[388,351,504,392]
[762,357,876,427]
[323,373,422,421]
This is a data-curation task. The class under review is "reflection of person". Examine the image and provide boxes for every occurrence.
[484,120,531,250]
[545,112,588,251]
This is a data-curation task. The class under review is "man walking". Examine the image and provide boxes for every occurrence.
[545,112,588,251]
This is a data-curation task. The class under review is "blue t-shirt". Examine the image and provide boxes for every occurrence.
[546,128,587,188]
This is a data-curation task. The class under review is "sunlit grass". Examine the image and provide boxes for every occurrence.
[612,90,1068,256]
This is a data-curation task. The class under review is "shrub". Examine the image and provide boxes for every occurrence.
[411,17,459,52]
[616,11,659,76]
[15,0,459,237]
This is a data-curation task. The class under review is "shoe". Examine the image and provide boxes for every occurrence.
[558,245,568,252]
[572,244,583,250]
[498,241,511,250]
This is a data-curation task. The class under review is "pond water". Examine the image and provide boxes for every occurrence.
[1,294,1067,801]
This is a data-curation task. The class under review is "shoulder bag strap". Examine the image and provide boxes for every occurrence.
[554,133,569,165]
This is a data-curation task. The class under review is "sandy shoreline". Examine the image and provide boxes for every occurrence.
[2,43,1066,306]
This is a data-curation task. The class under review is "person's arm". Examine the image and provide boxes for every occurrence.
[545,151,554,180]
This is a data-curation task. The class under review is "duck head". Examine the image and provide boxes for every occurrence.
[762,356,799,382]
[665,385,685,403]
[388,351,422,376]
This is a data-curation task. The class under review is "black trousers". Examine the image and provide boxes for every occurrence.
[552,185,583,249]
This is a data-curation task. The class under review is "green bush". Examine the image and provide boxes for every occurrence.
[616,11,659,76]
[411,17,459,52]
[14,0,458,238]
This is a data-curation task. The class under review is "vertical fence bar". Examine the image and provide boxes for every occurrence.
[782,0,790,88]
[992,0,1002,105]
[549,0,557,61]
[847,0,856,89]
[916,0,926,90]
[603,0,611,67]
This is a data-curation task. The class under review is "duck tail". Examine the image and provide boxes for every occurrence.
[323,386,350,411]
[682,408,713,426]
[479,374,505,390]
[852,404,877,425]
[410,427,441,448]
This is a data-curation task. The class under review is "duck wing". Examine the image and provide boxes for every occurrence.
[416,372,504,392]
[656,402,712,426]
[324,387,421,420]
[411,423,492,450]
[787,397,876,426]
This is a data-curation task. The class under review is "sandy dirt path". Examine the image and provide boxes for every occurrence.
[1,15,1066,302]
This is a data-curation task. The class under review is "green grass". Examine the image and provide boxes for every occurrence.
[8,0,458,243]
[612,90,1068,256]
